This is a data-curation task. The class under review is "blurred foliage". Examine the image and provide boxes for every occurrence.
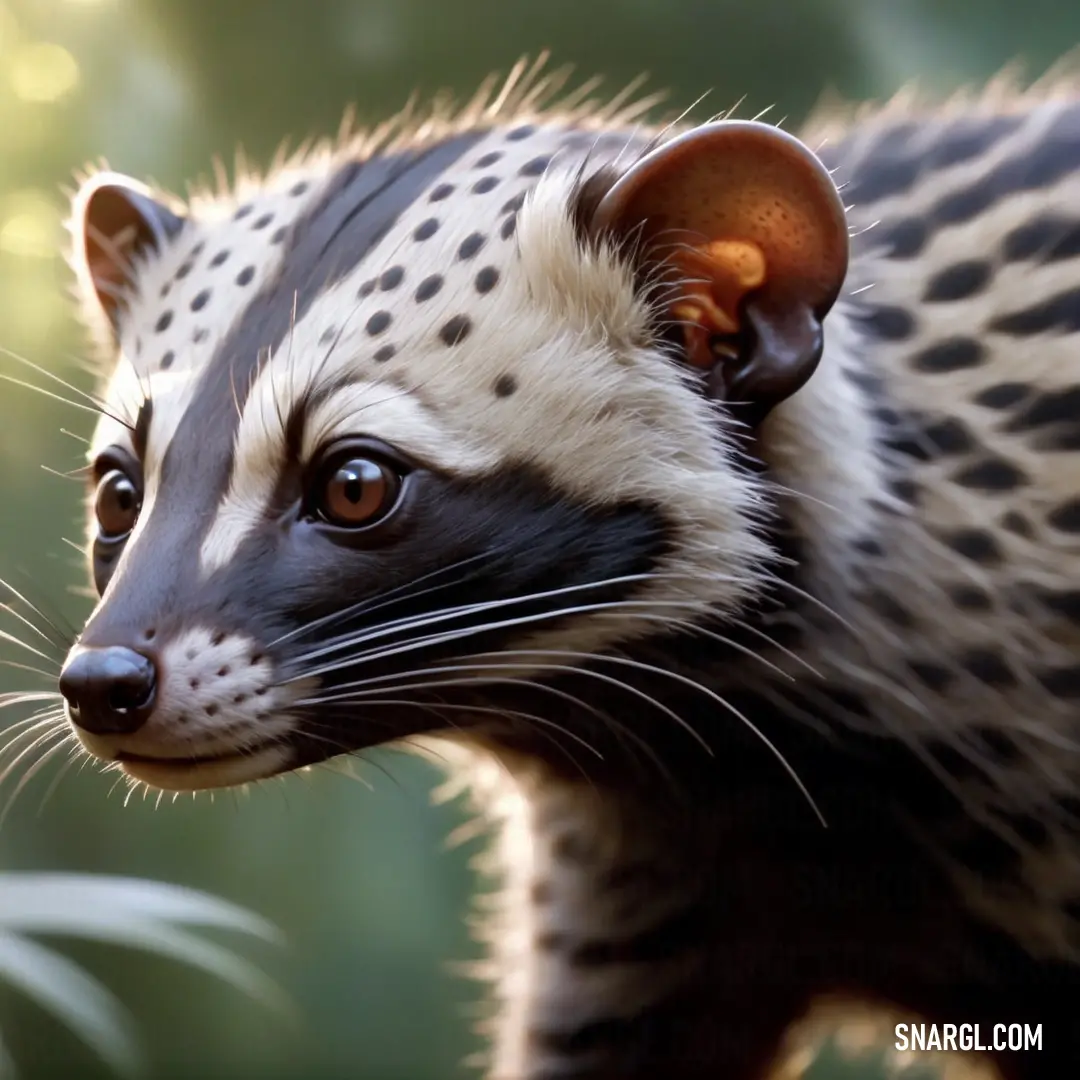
[0,0,1078,1077]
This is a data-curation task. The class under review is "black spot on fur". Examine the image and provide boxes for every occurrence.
[1002,214,1080,264]
[379,266,404,290]
[1037,588,1080,625]
[439,315,472,346]
[888,477,919,504]
[1048,499,1080,533]
[923,261,992,303]
[415,275,443,302]
[373,344,396,363]
[819,687,872,722]
[931,115,1023,168]
[979,728,1020,764]
[176,261,193,280]
[357,279,375,298]
[236,266,255,286]
[534,930,567,953]
[552,832,594,864]
[500,214,517,240]
[930,107,1080,228]
[413,218,439,241]
[842,125,920,202]
[520,155,552,177]
[160,350,175,370]
[960,649,1016,687]
[366,311,391,336]
[430,182,454,202]
[500,193,526,215]
[472,176,499,194]
[253,212,273,230]
[908,660,953,692]
[948,584,992,612]
[210,249,229,267]
[458,232,486,259]
[530,880,553,905]
[475,151,502,168]
[1004,387,1080,450]
[942,528,1002,565]
[921,418,975,456]
[190,289,210,312]
[843,367,884,394]
[1001,511,1033,538]
[1039,665,1080,699]
[974,382,1030,410]
[877,217,928,259]
[475,266,499,294]
[991,287,1080,336]
[866,589,915,629]
[852,536,884,557]
[154,311,173,333]
[952,457,1028,493]
[857,305,916,342]
[1038,425,1080,452]
[909,338,986,373]
[493,374,517,398]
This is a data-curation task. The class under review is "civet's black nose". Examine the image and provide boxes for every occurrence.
[59,646,157,735]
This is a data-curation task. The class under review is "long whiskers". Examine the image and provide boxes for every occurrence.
[267,546,519,649]
[476,649,825,826]
[295,642,823,826]
[0,727,79,828]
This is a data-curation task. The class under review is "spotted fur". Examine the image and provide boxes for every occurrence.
[33,58,1080,1078]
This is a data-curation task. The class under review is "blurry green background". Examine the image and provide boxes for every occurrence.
[0,1,1078,1077]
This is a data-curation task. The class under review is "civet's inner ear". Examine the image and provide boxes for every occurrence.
[590,121,849,426]
[71,171,187,328]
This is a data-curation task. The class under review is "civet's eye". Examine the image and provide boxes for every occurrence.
[312,451,403,528]
[94,468,142,540]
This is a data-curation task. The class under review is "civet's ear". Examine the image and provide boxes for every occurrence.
[70,171,186,328]
[589,121,849,425]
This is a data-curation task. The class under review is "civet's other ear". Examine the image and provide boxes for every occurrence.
[590,121,849,425]
[70,171,186,328]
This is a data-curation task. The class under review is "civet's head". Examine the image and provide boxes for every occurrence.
[58,106,848,791]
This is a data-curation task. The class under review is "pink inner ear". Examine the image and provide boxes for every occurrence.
[591,121,849,317]
[78,181,185,323]
[83,188,152,305]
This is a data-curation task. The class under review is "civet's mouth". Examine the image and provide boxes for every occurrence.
[113,744,291,791]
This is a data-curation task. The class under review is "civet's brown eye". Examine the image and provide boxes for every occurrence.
[94,469,141,539]
[316,456,402,528]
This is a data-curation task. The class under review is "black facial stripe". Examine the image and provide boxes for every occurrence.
[84,134,486,638]
[203,466,669,767]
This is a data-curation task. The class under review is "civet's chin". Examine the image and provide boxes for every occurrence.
[57,92,848,793]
